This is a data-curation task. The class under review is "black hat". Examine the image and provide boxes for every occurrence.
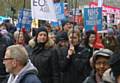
[56,32,68,43]
[37,26,48,35]
[35,26,48,44]
[62,20,69,27]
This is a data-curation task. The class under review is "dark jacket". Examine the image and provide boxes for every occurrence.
[0,34,11,82]
[83,71,96,83]
[30,44,59,83]
[83,71,105,83]
[52,45,68,83]
[53,44,90,83]
[2,61,41,83]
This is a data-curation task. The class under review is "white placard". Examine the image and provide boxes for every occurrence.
[31,0,57,21]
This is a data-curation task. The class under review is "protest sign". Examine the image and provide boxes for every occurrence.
[17,9,32,32]
[84,7,102,31]
[31,0,57,21]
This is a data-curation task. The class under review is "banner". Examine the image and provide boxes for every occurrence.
[89,2,120,19]
[84,7,102,31]
[31,0,57,21]
[17,9,32,32]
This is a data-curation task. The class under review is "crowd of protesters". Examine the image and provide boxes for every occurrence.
[0,19,120,83]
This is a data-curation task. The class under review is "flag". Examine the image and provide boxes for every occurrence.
[98,0,103,7]
[21,27,26,33]
[93,25,104,49]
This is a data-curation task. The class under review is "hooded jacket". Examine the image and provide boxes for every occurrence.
[3,60,41,83]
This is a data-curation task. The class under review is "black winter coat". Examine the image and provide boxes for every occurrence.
[83,71,104,83]
[53,44,90,83]
[83,71,96,83]
[30,44,59,83]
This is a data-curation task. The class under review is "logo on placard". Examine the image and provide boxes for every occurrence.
[39,0,49,12]
[33,0,50,12]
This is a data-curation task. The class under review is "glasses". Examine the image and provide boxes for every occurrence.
[2,58,14,61]
[95,61,109,66]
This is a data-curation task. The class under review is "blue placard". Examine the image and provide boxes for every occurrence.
[54,2,65,20]
[84,7,102,31]
[51,21,61,27]
[17,9,32,32]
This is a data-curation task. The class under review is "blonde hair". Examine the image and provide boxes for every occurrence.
[13,31,19,40]
[68,28,81,41]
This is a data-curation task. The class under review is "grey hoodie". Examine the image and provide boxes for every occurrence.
[7,60,41,83]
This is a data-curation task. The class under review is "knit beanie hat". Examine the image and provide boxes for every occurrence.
[35,26,48,44]
[56,32,68,43]
[37,26,48,35]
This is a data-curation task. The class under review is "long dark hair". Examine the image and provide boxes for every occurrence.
[84,30,96,47]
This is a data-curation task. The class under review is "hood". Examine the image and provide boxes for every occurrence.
[8,60,38,83]
[45,39,55,48]
[29,38,36,48]
[18,60,38,76]
[102,68,115,83]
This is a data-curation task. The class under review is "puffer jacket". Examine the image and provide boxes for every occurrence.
[30,43,59,83]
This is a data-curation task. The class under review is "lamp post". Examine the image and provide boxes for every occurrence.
[23,0,26,8]
[11,7,16,25]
